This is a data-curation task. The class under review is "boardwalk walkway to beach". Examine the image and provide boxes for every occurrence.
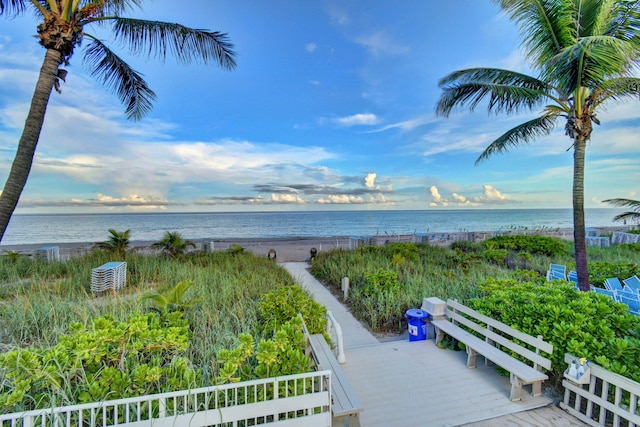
[282,262,587,427]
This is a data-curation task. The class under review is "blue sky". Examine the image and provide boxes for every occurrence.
[0,0,638,213]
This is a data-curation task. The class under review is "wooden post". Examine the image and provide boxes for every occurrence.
[342,277,349,300]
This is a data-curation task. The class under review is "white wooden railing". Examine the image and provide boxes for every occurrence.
[0,370,331,427]
[325,310,346,364]
[561,353,640,426]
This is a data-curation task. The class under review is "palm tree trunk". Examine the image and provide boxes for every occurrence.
[0,49,62,243]
[573,136,589,291]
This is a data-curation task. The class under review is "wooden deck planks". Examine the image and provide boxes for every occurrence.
[340,340,551,427]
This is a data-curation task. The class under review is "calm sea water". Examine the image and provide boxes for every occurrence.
[0,209,630,246]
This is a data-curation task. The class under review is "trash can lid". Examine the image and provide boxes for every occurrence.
[405,308,428,319]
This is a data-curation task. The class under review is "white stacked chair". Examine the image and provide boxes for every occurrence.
[34,246,60,262]
[91,262,127,295]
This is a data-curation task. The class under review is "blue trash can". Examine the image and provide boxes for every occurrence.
[405,309,429,341]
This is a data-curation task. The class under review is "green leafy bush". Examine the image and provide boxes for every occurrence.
[0,312,196,412]
[587,261,640,286]
[363,269,403,296]
[449,240,482,254]
[215,317,311,383]
[258,285,327,335]
[483,235,568,257]
[469,281,640,389]
[481,249,510,265]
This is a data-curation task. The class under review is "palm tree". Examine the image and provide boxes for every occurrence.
[95,228,131,254]
[436,0,640,291]
[0,1,236,243]
[151,231,195,258]
[603,198,640,223]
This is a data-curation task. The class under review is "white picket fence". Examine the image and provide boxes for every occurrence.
[561,353,640,426]
[0,370,331,427]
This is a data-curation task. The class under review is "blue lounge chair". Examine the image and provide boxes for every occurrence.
[567,270,578,283]
[547,264,567,281]
[623,276,640,293]
[618,293,640,315]
[592,287,617,301]
[604,278,625,293]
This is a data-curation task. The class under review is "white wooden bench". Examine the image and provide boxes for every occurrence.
[300,315,363,426]
[430,299,553,401]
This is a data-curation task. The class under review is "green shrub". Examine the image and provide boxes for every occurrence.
[483,235,568,257]
[481,249,510,265]
[214,317,311,383]
[258,285,327,335]
[449,240,482,254]
[587,261,640,286]
[0,311,196,412]
[362,269,403,297]
[469,282,640,389]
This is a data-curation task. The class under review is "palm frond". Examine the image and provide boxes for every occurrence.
[602,198,640,210]
[436,68,553,117]
[549,35,639,92]
[603,197,640,222]
[83,37,157,120]
[611,212,640,222]
[85,0,145,16]
[0,0,27,15]
[591,77,640,107]
[492,0,571,66]
[475,114,558,164]
[600,0,640,43]
[111,18,236,70]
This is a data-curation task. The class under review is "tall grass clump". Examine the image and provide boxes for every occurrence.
[311,242,508,333]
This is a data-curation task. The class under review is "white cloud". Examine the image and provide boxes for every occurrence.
[334,113,381,127]
[428,184,512,207]
[429,185,443,203]
[355,31,409,56]
[325,4,349,25]
[32,138,336,199]
[305,43,317,53]
[474,185,512,203]
[269,193,305,204]
[317,194,365,204]
[452,193,467,203]
[364,172,376,189]
[369,114,435,133]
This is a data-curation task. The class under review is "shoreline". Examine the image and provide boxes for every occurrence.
[1,225,634,263]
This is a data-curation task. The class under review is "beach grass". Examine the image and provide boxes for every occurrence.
[0,249,294,384]
[310,240,640,334]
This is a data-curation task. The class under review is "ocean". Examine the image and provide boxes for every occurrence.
[0,208,631,246]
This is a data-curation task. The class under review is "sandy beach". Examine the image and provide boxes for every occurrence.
[1,225,634,262]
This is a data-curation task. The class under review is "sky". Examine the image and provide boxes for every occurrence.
[0,0,638,214]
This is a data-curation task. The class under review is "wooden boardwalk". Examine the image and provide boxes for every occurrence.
[342,340,550,426]
[282,262,589,426]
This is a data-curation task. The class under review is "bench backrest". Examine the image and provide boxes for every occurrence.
[445,299,553,371]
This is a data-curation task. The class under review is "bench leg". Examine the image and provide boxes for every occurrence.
[434,327,445,346]
[509,374,523,401]
[531,380,542,397]
[466,347,478,368]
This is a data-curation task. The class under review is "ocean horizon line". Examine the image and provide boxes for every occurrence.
[2,208,633,247]
[11,207,620,217]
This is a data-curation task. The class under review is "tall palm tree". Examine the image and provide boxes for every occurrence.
[603,198,640,223]
[95,228,131,254]
[436,0,640,291]
[0,0,236,243]
[151,231,195,258]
